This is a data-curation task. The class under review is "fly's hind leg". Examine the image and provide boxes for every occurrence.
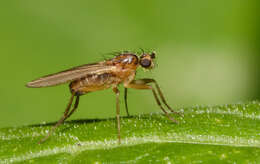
[65,95,80,120]
[125,80,178,123]
[38,92,79,144]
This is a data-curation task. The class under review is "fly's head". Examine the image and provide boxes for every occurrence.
[139,52,156,70]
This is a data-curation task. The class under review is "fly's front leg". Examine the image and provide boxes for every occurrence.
[124,80,178,123]
[136,78,183,117]
[113,86,121,144]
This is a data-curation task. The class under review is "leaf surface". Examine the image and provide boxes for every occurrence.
[0,101,259,163]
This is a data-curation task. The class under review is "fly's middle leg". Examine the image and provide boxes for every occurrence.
[124,88,130,117]
[113,86,121,144]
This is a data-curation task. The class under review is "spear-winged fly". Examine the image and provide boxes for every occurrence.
[27,51,180,144]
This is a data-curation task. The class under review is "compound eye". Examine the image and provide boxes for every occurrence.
[140,59,151,68]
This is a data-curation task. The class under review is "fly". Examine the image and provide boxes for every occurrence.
[27,51,180,144]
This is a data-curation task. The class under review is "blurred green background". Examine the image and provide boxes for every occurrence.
[0,0,259,128]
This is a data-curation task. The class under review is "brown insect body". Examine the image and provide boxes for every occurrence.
[69,53,138,95]
[27,51,180,144]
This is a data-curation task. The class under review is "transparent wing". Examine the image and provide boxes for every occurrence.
[26,62,115,88]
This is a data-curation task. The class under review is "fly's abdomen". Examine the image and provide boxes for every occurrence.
[69,73,120,94]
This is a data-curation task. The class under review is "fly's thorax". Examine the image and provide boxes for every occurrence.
[109,53,139,70]
[123,71,136,86]
[108,53,140,85]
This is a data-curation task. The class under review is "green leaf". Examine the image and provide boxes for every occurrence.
[0,101,259,163]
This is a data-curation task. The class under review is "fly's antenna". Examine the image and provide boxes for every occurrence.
[153,50,158,69]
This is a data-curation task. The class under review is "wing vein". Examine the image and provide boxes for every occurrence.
[26,62,115,88]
